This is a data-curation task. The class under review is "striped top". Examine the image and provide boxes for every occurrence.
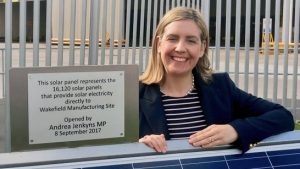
[161,88,207,139]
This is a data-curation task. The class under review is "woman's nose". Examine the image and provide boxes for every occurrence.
[175,40,187,53]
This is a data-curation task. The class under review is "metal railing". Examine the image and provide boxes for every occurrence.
[1,0,299,113]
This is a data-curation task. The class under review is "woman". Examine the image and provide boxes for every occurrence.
[139,7,294,153]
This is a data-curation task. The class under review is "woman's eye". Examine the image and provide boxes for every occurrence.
[167,38,177,41]
[187,39,198,44]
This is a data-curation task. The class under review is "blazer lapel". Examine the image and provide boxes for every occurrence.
[140,85,169,138]
[194,73,215,125]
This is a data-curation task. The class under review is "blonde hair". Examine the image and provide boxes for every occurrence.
[139,7,212,84]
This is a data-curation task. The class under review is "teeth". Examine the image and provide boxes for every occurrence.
[173,57,186,62]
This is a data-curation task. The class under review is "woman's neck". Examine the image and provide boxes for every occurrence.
[160,73,194,97]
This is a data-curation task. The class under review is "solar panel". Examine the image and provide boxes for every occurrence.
[135,149,300,169]
[1,131,300,169]
[56,144,300,169]
[58,147,300,169]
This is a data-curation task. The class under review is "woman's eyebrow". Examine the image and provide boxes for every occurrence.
[165,34,178,38]
[165,34,200,40]
[186,36,201,41]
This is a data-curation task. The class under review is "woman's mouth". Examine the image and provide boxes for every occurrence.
[172,56,187,62]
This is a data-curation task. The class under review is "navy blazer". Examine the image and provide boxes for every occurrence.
[139,72,294,152]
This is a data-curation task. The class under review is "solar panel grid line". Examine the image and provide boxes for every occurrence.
[224,155,231,169]
[180,156,227,169]
[268,150,300,168]
[133,159,180,169]
[179,157,184,169]
[265,151,274,169]
[226,153,271,169]
[273,164,300,169]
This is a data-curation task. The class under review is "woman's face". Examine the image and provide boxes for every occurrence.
[157,19,205,76]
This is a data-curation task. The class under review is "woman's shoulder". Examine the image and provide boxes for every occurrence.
[139,82,159,94]
[197,72,236,91]
[211,72,230,79]
[139,82,154,90]
[209,72,232,84]
[139,82,147,94]
[139,82,161,101]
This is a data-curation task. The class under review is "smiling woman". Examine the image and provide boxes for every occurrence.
[138,7,294,154]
